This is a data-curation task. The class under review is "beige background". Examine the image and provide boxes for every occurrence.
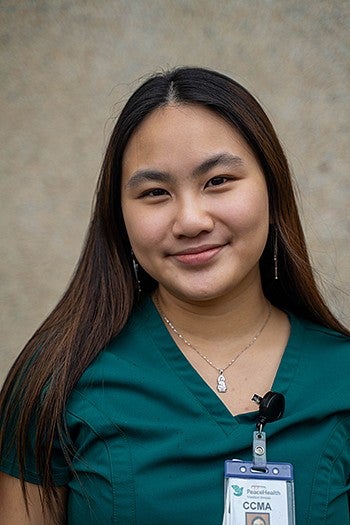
[1,0,349,386]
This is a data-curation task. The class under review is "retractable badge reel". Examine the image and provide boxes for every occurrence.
[222,392,296,525]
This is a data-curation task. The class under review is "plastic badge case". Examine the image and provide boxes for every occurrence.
[223,460,295,525]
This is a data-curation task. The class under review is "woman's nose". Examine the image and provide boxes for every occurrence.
[172,197,215,238]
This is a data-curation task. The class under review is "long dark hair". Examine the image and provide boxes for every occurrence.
[1,66,348,520]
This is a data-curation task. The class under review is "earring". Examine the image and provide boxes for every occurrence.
[131,251,142,293]
[273,226,278,280]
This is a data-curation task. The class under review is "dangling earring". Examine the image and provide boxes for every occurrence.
[273,226,278,280]
[131,251,142,293]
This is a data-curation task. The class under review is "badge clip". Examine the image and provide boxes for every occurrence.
[252,429,267,470]
[251,391,285,470]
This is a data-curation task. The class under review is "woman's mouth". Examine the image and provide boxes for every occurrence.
[171,245,225,266]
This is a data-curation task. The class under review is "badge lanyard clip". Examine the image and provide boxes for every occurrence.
[252,429,267,470]
[251,391,285,470]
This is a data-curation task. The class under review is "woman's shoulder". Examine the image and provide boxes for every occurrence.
[95,296,157,360]
[292,313,350,349]
[66,297,159,407]
[289,313,350,386]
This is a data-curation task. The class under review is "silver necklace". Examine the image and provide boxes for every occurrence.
[155,298,272,393]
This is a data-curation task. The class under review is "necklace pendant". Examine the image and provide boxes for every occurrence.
[217,371,227,393]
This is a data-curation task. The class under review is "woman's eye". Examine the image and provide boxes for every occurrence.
[206,176,229,187]
[140,188,169,198]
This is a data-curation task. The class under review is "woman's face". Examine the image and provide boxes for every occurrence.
[252,519,266,525]
[121,104,269,304]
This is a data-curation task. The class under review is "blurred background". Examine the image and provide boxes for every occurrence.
[1,0,349,385]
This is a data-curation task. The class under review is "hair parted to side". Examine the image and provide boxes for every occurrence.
[1,66,349,521]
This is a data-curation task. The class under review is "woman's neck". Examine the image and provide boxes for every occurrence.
[153,284,271,355]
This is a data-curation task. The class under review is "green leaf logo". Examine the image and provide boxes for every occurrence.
[231,484,244,496]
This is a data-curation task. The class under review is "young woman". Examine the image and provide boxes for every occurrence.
[0,67,349,524]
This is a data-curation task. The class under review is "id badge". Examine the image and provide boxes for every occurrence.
[222,460,295,525]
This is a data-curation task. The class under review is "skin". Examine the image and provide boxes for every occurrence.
[122,103,270,307]
[0,472,66,524]
[252,518,266,525]
[121,103,290,416]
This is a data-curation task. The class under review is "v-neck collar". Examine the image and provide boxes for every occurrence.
[140,296,302,436]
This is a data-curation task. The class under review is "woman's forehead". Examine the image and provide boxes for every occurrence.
[121,103,258,175]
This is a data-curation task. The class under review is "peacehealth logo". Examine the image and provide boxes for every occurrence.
[231,485,244,496]
[231,485,281,497]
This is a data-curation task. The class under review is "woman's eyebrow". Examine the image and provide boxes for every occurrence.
[125,169,174,189]
[192,153,245,177]
[125,153,244,189]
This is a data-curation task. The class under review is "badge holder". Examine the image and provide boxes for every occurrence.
[222,392,296,525]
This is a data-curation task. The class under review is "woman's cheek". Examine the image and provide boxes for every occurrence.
[127,213,165,251]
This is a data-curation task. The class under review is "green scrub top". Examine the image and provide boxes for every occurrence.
[1,296,350,524]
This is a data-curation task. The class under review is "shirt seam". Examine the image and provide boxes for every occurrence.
[67,390,137,524]
[307,414,350,524]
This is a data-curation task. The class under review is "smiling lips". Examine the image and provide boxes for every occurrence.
[171,244,225,265]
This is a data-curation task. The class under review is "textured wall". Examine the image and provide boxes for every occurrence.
[1,0,349,385]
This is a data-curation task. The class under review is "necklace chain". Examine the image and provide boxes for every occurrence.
[154,296,272,393]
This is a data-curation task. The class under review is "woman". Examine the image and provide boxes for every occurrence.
[251,518,267,525]
[0,67,349,524]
